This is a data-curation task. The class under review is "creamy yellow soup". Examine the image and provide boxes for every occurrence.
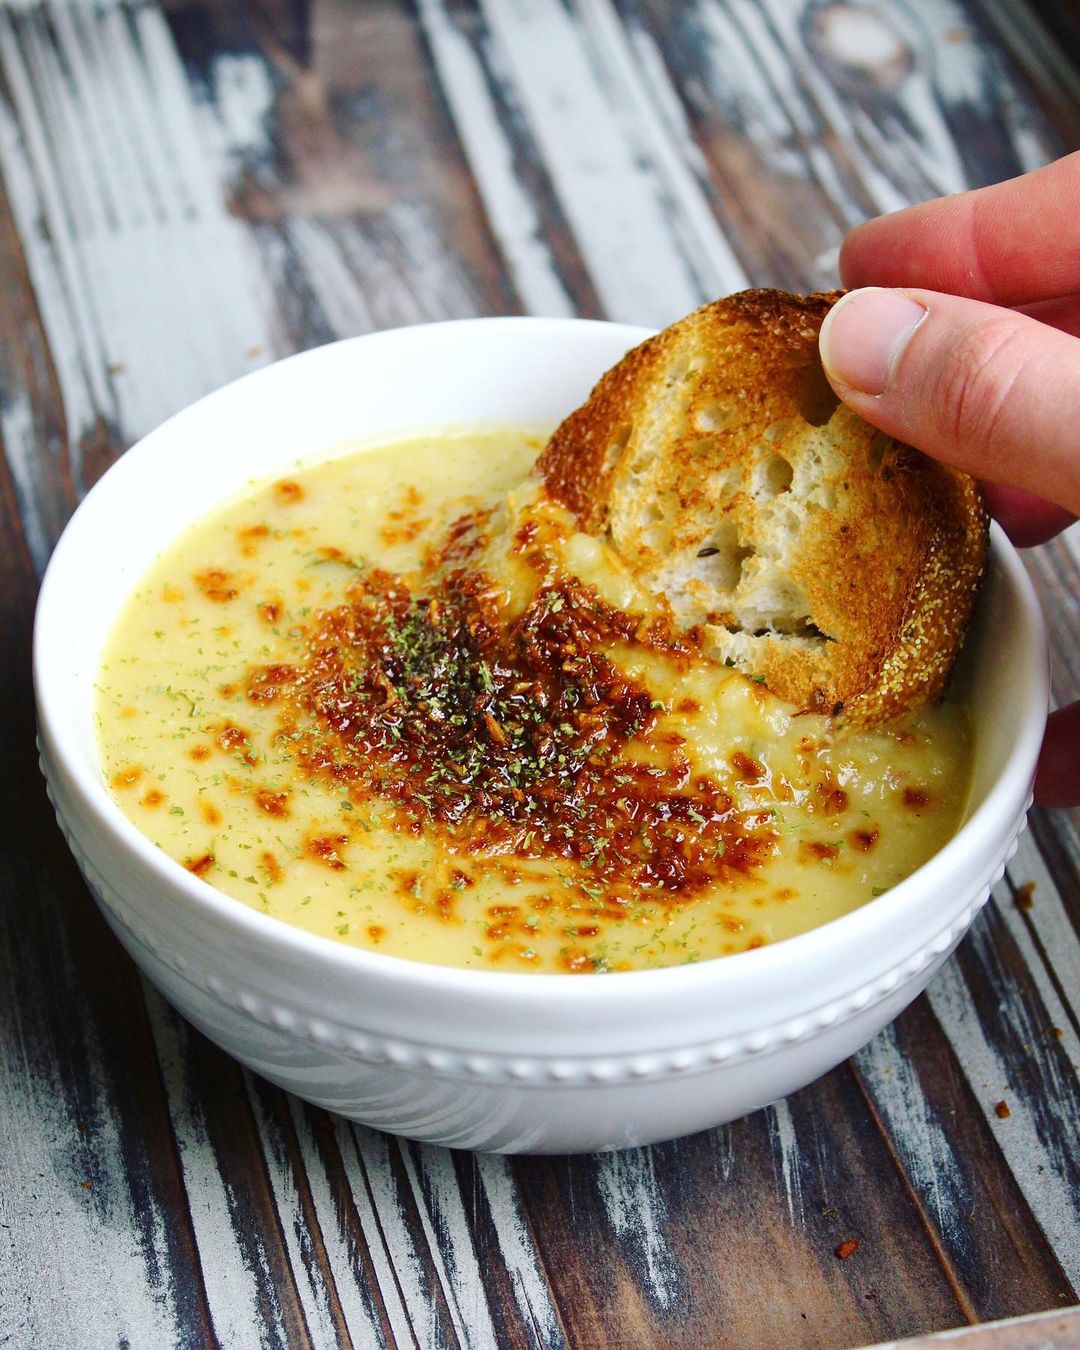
[96,428,972,973]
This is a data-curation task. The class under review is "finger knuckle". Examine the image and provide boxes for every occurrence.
[933,319,1027,453]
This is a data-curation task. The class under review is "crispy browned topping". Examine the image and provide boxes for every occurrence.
[261,851,283,884]
[244,560,779,899]
[801,840,842,863]
[306,834,348,870]
[731,751,765,782]
[195,568,239,603]
[254,787,290,817]
[216,722,257,766]
[238,524,270,557]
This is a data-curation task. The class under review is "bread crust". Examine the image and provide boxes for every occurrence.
[536,289,988,724]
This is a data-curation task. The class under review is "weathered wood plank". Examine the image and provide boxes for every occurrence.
[414,0,580,320]
[631,0,1066,290]
[0,431,213,1345]
[428,0,745,326]
[0,2,277,469]
[215,0,526,343]
[925,894,1080,1291]
[0,163,73,575]
[286,1100,398,1348]
[341,1123,462,1349]
[515,1077,986,1349]
[245,1081,372,1349]
[469,1152,570,1349]
[854,1000,1074,1321]
[975,0,1080,153]
[142,987,308,1348]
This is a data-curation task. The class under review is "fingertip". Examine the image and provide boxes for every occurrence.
[818,288,927,397]
[837,219,875,289]
[837,209,912,290]
[980,484,1075,548]
[1034,704,1080,809]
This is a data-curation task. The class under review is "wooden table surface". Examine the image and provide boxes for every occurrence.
[3,2,1080,1346]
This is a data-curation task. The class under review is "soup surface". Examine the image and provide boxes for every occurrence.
[97,428,972,973]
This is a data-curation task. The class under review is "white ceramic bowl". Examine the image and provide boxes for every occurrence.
[35,318,1048,1154]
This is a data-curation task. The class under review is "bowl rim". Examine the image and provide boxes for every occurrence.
[34,315,1050,1008]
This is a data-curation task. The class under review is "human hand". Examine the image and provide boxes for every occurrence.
[817,151,1080,807]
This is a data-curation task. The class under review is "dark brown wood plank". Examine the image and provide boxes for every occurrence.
[974,0,1080,153]
[515,1073,985,1350]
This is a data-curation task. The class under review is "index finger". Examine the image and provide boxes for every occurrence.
[840,152,1080,307]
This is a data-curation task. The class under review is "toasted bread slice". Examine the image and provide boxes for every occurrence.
[536,289,988,724]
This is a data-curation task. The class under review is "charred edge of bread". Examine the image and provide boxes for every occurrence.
[535,289,989,725]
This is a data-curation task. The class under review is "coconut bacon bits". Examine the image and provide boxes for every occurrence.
[242,558,778,904]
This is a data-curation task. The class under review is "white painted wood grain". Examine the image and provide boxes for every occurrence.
[476,1154,569,1349]
[0,971,182,1347]
[477,0,717,325]
[0,1,277,466]
[274,203,483,347]
[415,0,576,319]
[977,0,1080,166]
[341,1121,449,1349]
[1004,832,1080,1056]
[142,982,292,1348]
[926,900,1080,1291]
[767,1097,808,1228]
[399,1144,503,1348]
[0,380,51,574]
[594,1146,684,1312]
[339,203,482,326]
[691,0,1059,263]
[578,0,748,296]
[693,0,873,226]
[283,1098,393,1349]
[244,1074,381,1350]
[855,1025,975,1257]
[0,23,99,474]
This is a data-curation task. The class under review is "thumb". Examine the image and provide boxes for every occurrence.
[819,287,1080,517]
